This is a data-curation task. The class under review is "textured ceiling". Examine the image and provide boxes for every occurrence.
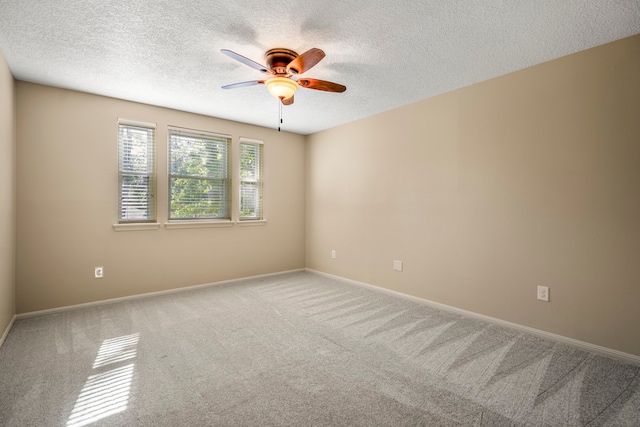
[0,1,639,135]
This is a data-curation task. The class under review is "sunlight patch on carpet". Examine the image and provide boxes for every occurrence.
[66,333,139,427]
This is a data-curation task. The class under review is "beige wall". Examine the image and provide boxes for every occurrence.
[306,35,640,356]
[0,49,15,335]
[16,83,306,313]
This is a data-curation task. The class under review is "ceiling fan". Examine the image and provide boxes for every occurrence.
[221,47,346,106]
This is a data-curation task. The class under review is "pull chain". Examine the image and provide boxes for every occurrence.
[278,100,283,132]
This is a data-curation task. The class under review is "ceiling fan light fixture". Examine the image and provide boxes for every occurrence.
[265,77,298,100]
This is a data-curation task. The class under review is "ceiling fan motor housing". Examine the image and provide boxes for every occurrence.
[265,48,299,75]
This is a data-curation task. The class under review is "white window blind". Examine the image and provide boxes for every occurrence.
[168,127,231,220]
[239,139,263,220]
[118,121,156,223]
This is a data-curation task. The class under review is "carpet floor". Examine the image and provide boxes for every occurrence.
[1,271,639,426]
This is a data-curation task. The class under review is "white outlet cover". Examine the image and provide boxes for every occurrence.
[95,266,104,279]
[393,260,403,272]
[537,285,549,302]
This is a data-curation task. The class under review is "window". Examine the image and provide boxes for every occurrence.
[168,127,231,220]
[118,120,156,223]
[239,138,264,220]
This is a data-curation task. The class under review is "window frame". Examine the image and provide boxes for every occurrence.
[239,137,264,221]
[167,126,232,221]
[117,119,157,224]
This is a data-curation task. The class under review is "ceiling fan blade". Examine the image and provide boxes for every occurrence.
[221,80,265,89]
[298,78,346,92]
[286,48,325,75]
[281,95,294,106]
[221,49,271,74]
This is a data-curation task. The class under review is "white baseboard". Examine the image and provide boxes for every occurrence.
[306,269,640,367]
[16,269,306,319]
[0,315,16,349]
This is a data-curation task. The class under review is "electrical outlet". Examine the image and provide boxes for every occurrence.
[393,260,403,272]
[331,250,336,259]
[95,266,104,279]
[537,285,549,302]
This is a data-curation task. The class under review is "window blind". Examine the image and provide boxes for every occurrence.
[118,121,156,223]
[239,139,263,220]
[168,127,231,220]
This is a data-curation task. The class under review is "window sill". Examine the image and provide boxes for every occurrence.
[112,220,264,230]
[164,220,234,230]
[236,219,267,227]
[113,223,161,232]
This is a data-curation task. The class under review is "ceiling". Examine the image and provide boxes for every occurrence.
[0,1,639,135]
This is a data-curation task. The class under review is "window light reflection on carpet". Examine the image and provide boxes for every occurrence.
[66,333,139,427]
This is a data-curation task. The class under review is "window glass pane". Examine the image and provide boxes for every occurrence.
[169,178,227,219]
[120,175,152,220]
[240,143,259,180]
[120,127,153,174]
[169,135,227,178]
[240,182,259,218]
